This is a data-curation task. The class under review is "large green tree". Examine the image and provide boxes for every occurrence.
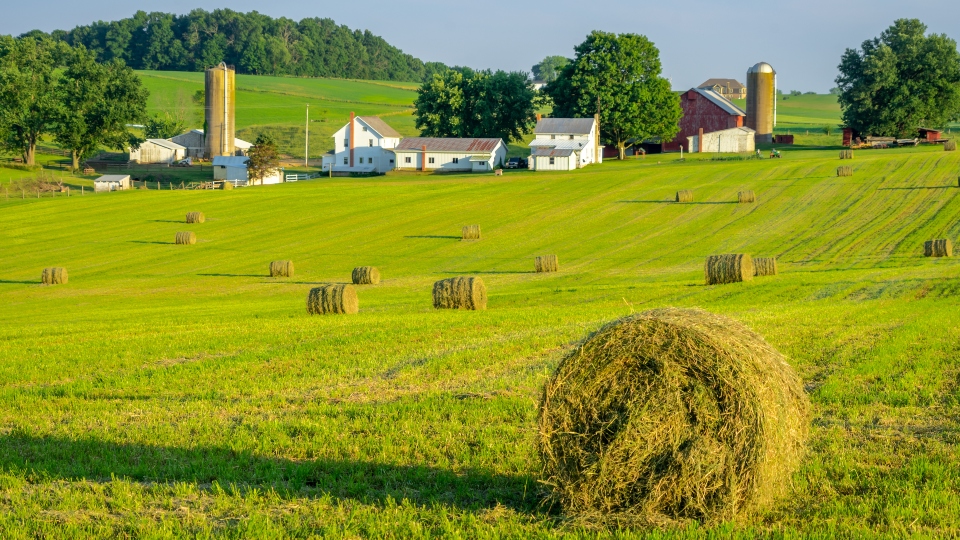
[836,19,960,138]
[414,70,535,142]
[0,37,60,165]
[247,134,280,184]
[54,47,148,169]
[546,31,681,159]
[531,55,569,83]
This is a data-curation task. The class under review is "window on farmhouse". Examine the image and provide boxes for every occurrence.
[453,158,459,164]
[369,140,373,147]
[405,157,411,164]
[549,157,555,165]
[359,157,364,164]
[551,135,556,139]
[343,157,348,164]
[569,135,574,140]
[362,126,367,131]
[428,157,435,164]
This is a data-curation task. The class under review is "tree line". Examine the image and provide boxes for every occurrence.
[21,9,449,82]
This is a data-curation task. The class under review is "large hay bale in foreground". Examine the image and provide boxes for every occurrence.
[676,190,693,203]
[738,190,756,204]
[306,284,358,315]
[535,255,559,273]
[924,239,953,258]
[705,254,754,285]
[753,257,778,276]
[945,140,956,152]
[537,307,809,525]
[839,149,854,159]
[433,277,487,310]
[270,260,294,277]
[352,266,381,285]
[175,232,196,245]
[462,225,481,240]
[185,212,205,224]
[41,267,68,285]
[837,166,853,177]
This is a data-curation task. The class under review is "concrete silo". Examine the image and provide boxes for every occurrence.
[204,63,236,158]
[746,62,776,144]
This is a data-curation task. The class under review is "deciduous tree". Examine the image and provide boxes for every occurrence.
[532,55,569,83]
[0,37,60,165]
[247,134,280,184]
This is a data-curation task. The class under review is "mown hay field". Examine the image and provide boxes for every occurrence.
[1,144,960,537]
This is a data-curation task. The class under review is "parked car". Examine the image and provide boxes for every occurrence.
[174,158,192,167]
[506,157,522,169]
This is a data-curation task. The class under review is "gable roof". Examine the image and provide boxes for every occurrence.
[532,147,576,157]
[395,137,503,153]
[690,88,746,116]
[697,78,746,91]
[212,156,250,167]
[95,175,130,182]
[529,139,589,150]
[144,138,186,151]
[534,118,596,135]
[358,116,401,138]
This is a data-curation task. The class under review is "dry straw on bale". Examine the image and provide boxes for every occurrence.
[839,149,854,159]
[704,254,754,285]
[352,266,381,285]
[432,276,487,310]
[738,191,756,204]
[175,232,196,245]
[306,284,358,315]
[676,190,693,203]
[41,267,68,285]
[535,255,559,273]
[837,166,853,177]
[186,212,205,224]
[222,181,234,190]
[269,260,294,277]
[945,140,957,152]
[753,257,778,276]
[462,225,481,240]
[537,307,809,526]
[924,239,953,258]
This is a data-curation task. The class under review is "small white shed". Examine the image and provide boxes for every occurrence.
[129,139,187,164]
[212,156,282,186]
[94,175,131,192]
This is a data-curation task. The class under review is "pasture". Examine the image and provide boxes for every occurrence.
[1,143,959,537]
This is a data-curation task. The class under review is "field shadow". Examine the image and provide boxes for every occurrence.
[197,273,265,278]
[877,186,957,191]
[0,432,544,514]
[0,279,37,284]
[148,220,184,223]
[440,271,533,275]
[617,200,737,205]
[129,240,174,245]
[404,235,461,240]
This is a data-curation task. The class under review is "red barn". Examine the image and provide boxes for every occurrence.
[663,88,746,152]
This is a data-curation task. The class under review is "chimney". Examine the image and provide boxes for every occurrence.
[349,111,355,168]
[535,113,542,122]
[421,145,427,172]
[698,127,704,153]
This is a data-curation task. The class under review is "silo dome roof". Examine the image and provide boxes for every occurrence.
[748,62,776,74]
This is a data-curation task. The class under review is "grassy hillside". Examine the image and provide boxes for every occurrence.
[2,136,960,536]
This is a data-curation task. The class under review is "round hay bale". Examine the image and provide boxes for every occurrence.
[924,239,953,258]
[222,181,234,190]
[175,232,196,245]
[944,140,956,152]
[41,267,68,285]
[837,166,853,177]
[537,307,809,525]
[269,260,295,277]
[352,266,381,285]
[738,190,756,204]
[675,190,693,203]
[704,254,754,285]
[462,225,481,241]
[432,277,486,310]
[306,284,358,315]
[839,149,854,159]
[535,255,559,273]
[753,257,778,276]
[185,212,205,224]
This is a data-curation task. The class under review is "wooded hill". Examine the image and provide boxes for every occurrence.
[20,9,448,82]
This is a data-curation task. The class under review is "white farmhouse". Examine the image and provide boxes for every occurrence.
[528,117,602,171]
[129,139,187,164]
[212,156,283,187]
[170,130,253,158]
[322,113,402,175]
[393,138,506,172]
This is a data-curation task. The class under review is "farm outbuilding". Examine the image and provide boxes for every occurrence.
[528,117,603,168]
[93,175,131,192]
[687,127,756,154]
[170,129,253,158]
[212,155,282,186]
[129,139,187,164]
[918,128,942,143]
[394,138,506,172]
[530,148,579,171]
[663,88,746,152]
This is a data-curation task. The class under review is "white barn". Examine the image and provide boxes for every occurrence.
[129,139,187,164]
[322,114,402,175]
[687,127,757,154]
[212,156,283,186]
[528,117,602,170]
[394,138,506,172]
[93,175,131,192]
[170,129,253,158]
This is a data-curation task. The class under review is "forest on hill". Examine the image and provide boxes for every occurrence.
[19,9,449,82]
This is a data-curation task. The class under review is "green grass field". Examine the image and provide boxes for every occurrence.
[2,140,960,537]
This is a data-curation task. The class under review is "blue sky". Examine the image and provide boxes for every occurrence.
[2,0,958,92]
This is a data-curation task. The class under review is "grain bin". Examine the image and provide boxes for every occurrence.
[746,62,776,145]
[205,63,236,159]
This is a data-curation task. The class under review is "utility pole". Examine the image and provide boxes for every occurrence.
[305,104,309,167]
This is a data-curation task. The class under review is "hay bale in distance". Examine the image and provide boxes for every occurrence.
[185,212,205,224]
[269,260,294,277]
[352,266,381,285]
[945,140,957,152]
[537,308,809,525]
[306,284,358,315]
[738,190,756,204]
[462,225,481,240]
[175,231,196,245]
[41,267,68,285]
[924,239,953,258]
[432,277,487,310]
[222,181,234,190]
[705,254,754,285]
[535,255,559,273]
[676,190,693,203]
[839,149,854,159]
[837,166,853,177]
[753,257,778,276]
